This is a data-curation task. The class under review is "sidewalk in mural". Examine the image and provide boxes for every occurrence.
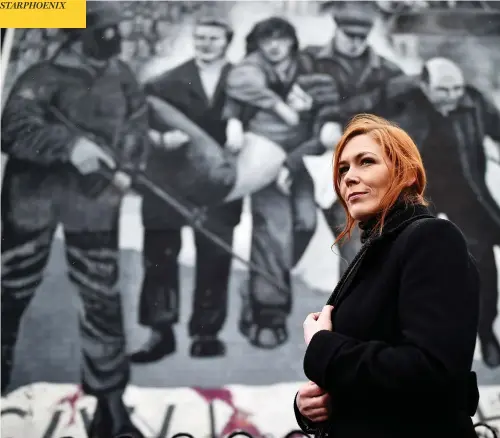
[2,382,500,438]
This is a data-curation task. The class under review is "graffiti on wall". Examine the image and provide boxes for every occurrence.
[1,1,500,437]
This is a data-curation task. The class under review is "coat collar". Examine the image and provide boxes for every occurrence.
[359,201,435,244]
[327,202,434,308]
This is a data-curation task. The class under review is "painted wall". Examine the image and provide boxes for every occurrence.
[1,1,500,437]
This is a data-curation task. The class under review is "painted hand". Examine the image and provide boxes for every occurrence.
[70,137,116,175]
[225,118,245,153]
[276,166,292,195]
[287,84,313,112]
[162,129,190,150]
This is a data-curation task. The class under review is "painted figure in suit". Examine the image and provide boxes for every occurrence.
[304,1,408,276]
[386,57,500,368]
[130,16,242,361]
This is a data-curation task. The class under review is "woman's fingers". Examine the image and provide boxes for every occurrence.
[303,406,329,422]
[301,393,331,413]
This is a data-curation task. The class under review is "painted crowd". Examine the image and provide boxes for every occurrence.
[1,1,500,437]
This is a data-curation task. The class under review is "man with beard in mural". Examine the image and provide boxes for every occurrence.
[130,16,244,362]
[387,57,500,368]
[1,3,148,437]
[303,0,409,276]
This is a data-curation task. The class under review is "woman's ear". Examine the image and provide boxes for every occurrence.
[405,173,417,188]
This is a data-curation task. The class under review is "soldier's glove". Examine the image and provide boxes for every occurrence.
[70,137,116,175]
[70,137,117,198]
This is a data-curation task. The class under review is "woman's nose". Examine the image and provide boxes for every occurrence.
[344,169,360,185]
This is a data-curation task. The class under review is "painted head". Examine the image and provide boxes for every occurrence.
[62,2,123,61]
[193,15,233,64]
[420,57,465,115]
[323,1,378,57]
[245,17,299,64]
[82,2,123,61]
[333,114,427,242]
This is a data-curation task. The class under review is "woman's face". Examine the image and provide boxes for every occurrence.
[338,134,392,222]
[259,36,294,64]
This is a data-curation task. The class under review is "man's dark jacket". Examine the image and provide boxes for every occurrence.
[143,59,242,230]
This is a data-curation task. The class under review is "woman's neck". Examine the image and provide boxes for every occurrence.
[358,198,410,243]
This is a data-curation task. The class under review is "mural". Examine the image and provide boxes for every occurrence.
[1,1,500,437]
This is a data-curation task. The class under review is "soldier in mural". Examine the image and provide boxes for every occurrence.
[303,0,409,276]
[386,57,500,368]
[0,3,148,437]
[131,16,244,361]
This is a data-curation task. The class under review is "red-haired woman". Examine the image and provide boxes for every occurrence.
[294,114,480,438]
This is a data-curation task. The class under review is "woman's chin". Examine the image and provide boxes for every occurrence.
[349,207,375,223]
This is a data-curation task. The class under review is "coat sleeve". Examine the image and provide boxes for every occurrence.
[303,219,480,397]
[116,60,151,173]
[1,63,79,165]
[225,61,282,110]
[144,74,177,133]
[481,91,500,145]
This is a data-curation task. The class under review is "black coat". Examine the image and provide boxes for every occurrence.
[295,203,480,438]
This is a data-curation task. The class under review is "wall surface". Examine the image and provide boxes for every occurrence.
[1,1,500,437]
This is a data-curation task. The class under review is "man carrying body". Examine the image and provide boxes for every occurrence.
[388,57,500,368]
[1,3,149,437]
[130,16,242,361]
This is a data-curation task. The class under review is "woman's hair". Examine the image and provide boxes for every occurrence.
[245,17,299,56]
[333,114,428,244]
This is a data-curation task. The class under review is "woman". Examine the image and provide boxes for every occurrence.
[294,114,480,437]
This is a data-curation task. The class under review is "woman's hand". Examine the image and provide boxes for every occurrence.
[296,381,331,423]
[303,305,334,345]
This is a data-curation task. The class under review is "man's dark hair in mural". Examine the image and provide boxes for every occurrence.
[385,56,500,369]
[302,0,409,278]
[0,2,149,437]
[130,15,243,362]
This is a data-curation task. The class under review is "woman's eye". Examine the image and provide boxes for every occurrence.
[339,166,348,176]
[361,158,374,166]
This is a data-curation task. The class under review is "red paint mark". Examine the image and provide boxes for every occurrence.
[193,387,234,406]
[55,386,84,426]
[221,408,262,437]
[193,387,264,438]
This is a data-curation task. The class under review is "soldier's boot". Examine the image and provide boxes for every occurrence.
[1,291,34,395]
[88,389,144,438]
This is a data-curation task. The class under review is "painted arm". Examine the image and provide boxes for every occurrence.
[225,61,299,126]
[118,60,151,172]
[1,63,79,164]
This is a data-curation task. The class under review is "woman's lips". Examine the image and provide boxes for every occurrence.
[348,192,367,202]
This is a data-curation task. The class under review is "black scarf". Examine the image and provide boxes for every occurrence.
[327,200,434,308]
[358,199,431,244]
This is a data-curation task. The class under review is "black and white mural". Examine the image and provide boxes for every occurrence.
[1,1,500,437]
